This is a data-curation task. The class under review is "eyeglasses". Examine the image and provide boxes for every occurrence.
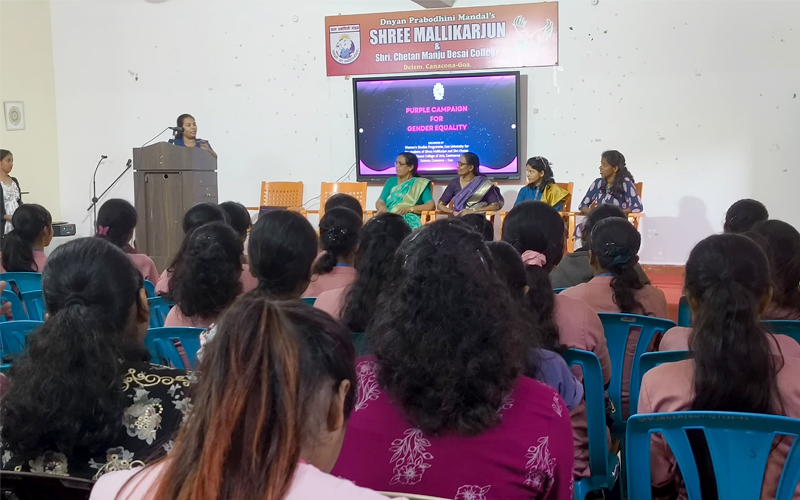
[396,162,409,167]
[458,162,470,167]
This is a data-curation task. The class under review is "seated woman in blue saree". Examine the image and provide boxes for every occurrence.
[438,152,504,216]
[513,156,570,211]
[375,152,434,229]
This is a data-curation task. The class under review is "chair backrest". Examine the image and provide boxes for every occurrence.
[0,320,43,356]
[598,313,677,429]
[553,287,566,294]
[626,411,800,500]
[555,182,574,211]
[144,327,204,370]
[678,295,692,327]
[764,321,800,346]
[20,290,45,322]
[319,182,368,219]
[631,350,689,415]
[0,470,94,500]
[301,297,316,306]
[147,297,171,328]
[143,280,156,298]
[562,349,620,490]
[634,182,643,200]
[1,289,27,321]
[260,181,304,209]
[0,272,43,294]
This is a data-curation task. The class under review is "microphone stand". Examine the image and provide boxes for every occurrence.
[89,156,106,228]
[86,159,134,219]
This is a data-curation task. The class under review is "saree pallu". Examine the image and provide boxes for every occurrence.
[386,177,431,229]
[452,176,504,212]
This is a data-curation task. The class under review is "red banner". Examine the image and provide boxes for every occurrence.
[325,3,558,77]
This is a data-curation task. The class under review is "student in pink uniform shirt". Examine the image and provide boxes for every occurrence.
[0,204,52,273]
[90,298,398,500]
[95,199,158,282]
[155,203,228,297]
[639,233,800,500]
[751,220,800,321]
[314,213,410,323]
[502,201,611,479]
[219,200,258,292]
[163,222,243,328]
[302,207,362,298]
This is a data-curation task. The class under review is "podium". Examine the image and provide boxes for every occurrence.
[133,142,218,272]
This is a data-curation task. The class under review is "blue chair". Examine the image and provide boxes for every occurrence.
[678,295,692,327]
[562,349,621,499]
[20,290,45,321]
[764,321,800,346]
[301,297,316,306]
[144,327,203,370]
[627,411,800,500]
[0,320,43,357]
[1,289,27,321]
[0,272,42,294]
[143,280,156,298]
[631,350,689,416]
[147,297,171,328]
[554,287,566,294]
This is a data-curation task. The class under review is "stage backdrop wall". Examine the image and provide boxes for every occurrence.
[47,0,800,265]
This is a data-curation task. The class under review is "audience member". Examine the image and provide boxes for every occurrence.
[751,220,800,321]
[0,204,52,273]
[461,212,495,241]
[639,233,800,499]
[218,201,258,292]
[502,201,610,478]
[155,202,227,296]
[723,198,769,234]
[92,298,390,500]
[333,220,574,499]
[578,150,643,215]
[487,240,584,411]
[325,192,364,219]
[164,222,243,328]
[96,199,159,282]
[0,238,190,480]
[315,213,410,325]
[303,207,362,298]
[550,204,650,289]
[561,217,668,318]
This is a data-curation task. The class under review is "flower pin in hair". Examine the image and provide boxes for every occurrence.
[97,226,110,236]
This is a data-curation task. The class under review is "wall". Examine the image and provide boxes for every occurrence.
[0,0,61,219]
[47,0,800,264]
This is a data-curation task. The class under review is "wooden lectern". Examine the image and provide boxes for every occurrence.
[133,142,218,272]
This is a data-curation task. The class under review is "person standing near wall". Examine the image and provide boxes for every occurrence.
[170,114,217,159]
[0,150,23,240]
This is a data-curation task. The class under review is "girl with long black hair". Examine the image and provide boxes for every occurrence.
[0,204,52,272]
[578,150,643,215]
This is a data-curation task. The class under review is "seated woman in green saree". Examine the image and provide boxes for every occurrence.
[375,152,434,229]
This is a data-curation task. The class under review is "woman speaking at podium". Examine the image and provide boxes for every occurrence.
[171,113,218,159]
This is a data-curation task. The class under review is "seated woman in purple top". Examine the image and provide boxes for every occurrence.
[437,152,505,216]
[332,220,574,500]
[578,150,642,215]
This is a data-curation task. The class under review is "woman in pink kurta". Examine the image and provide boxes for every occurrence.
[315,213,411,325]
[0,204,52,273]
[166,222,242,328]
[95,199,160,281]
[333,220,575,499]
[502,201,611,478]
[91,298,397,500]
[302,207,362,298]
[639,233,800,499]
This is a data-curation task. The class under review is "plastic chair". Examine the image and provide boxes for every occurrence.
[317,182,371,220]
[553,287,566,294]
[678,295,692,327]
[147,297,171,328]
[0,320,43,357]
[1,289,27,321]
[143,280,156,298]
[0,470,94,500]
[626,411,800,500]
[764,321,800,346]
[257,181,306,214]
[301,297,316,306]
[631,350,689,416]
[144,327,204,370]
[0,272,43,293]
[562,349,621,498]
[20,290,45,322]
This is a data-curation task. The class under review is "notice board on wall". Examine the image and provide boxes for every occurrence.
[325,2,558,77]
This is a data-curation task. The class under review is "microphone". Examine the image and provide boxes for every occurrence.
[168,126,183,133]
[100,155,108,159]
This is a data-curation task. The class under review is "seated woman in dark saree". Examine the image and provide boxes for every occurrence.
[438,152,504,216]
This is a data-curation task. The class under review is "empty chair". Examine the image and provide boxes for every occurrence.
[144,327,204,370]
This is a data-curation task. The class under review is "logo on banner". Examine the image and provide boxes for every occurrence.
[330,25,361,65]
[433,83,445,101]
